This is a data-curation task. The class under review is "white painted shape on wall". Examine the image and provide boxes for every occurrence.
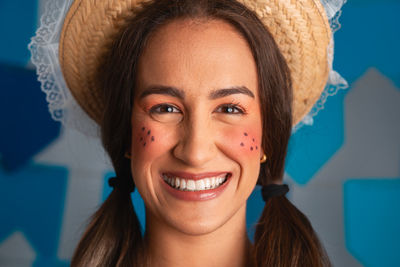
[290,68,400,267]
[0,231,36,267]
[55,167,107,259]
[34,127,111,171]
[34,127,112,260]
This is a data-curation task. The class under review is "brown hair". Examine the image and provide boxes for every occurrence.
[71,0,331,266]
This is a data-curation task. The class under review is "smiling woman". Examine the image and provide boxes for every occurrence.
[29,0,346,266]
[130,19,263,238]
[91,1,322,265]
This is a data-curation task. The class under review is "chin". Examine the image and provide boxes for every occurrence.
[165,208,236,236]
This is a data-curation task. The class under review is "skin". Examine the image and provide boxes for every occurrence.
[130,18,264,267]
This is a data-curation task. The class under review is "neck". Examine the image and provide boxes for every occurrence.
[144,204,253,267]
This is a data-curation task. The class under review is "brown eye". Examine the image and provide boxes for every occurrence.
[149,104,182,123]
[150,104,181,114]
[215,104,244,114]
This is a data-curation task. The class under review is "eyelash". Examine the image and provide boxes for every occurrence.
[149,102,246,115]
[149,103,181,114]
[216,102,246,114]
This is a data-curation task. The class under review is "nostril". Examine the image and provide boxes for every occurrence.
[172,139,216,167]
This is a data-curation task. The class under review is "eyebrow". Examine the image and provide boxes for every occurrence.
[139,85,255,99]
[139,85,185,99]
[208,86,255,99]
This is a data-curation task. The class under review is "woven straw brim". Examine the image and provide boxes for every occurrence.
[59,0,331,125]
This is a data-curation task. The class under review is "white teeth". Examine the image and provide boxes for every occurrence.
[180,179,186,190]
[187,180,196,191]
[196,180,205,191]
[204,178,211,189]
[164,174,228,191]
[211,177,216,188]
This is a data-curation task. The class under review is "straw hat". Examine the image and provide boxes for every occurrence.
[59,0,331,126]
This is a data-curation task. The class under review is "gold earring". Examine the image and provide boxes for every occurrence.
[260,154,267,163]
[124,152,132,159]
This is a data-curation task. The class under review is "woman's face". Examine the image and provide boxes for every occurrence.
[130,19,263,235]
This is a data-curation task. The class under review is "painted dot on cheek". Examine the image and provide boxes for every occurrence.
[250,146,253,151]
[142,127,145,131]
[240,142,244,147]
[151,136,155,142]
[143,142,146,147]
[140,137,143,141]
[256,146,258,150]
[244,132,248,136]
[252,138,255,142]
[147,130,151,135]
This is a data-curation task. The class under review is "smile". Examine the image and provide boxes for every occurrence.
[160,171,232,201]
[162,173,228,191]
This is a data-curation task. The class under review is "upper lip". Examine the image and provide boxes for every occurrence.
[162,171,231,180]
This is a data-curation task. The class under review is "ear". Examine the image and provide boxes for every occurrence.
[124,151,132,159]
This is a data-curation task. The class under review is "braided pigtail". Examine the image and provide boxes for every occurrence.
[71,2,151,263]
[253,194,331,267]
[71,176,145,266]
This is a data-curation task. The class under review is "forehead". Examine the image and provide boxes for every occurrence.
[136,18,258,97]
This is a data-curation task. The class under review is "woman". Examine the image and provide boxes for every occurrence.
[30,0,346,266]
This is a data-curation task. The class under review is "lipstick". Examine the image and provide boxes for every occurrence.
[160,172,232,201]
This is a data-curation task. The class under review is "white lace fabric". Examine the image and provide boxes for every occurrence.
[293,0,348,132]
[29,0,99,136]
[28,0,348,136]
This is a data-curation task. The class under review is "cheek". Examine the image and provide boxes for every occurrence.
[130,122,176,162]
[131,125,160,157]
[220,127,262,159]
[136,126,155,148]
[219,126,262,188]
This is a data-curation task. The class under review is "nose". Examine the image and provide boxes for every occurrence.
[172,113,217,167]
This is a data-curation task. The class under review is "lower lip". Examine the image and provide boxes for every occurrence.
[160,174,231,201]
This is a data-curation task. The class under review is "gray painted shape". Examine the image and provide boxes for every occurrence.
[34,127,112,260]
[290,68,400,267]
[0,231,36,267]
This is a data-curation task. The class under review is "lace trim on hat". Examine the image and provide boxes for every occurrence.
[28,0,348,136]
[28,0,99,136]
[293,0,348,132]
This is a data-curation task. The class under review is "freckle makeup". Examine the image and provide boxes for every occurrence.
[138,126,155,147]
[239,131,260,152]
